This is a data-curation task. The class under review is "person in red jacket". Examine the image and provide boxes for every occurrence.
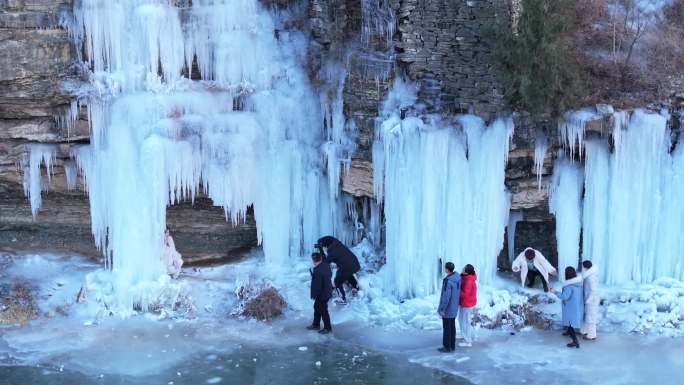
[458,264,477,347]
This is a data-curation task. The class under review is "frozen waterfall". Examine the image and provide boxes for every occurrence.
[581,110,684,284]
[373,80,513,298]
[30,0,352,309]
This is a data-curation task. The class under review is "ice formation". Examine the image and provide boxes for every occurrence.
[549,155,584,276]
[373,80,513,298]
[21,144,57,219]
[557,109,598,160]
[19,0,358,309]
[581,110,684,284]
[533,129,548,189]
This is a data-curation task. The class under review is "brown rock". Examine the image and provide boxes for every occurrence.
[341,158,374,198]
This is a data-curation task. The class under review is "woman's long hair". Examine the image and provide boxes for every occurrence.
[564,266,577,280]
[463,264,476,276]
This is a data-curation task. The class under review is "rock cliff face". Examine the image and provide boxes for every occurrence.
[0,0,680,269]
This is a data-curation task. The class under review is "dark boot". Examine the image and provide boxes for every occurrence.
[566,326,580,348]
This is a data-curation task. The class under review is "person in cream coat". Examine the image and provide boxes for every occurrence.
[512,247,557,292]
[580,260,600,340]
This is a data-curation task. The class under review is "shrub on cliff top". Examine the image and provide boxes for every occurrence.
[488,0,586,117]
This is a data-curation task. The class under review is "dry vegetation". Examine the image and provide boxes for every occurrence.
[573,0,684,107]
[490,0,684,115]
[0,281,38,325]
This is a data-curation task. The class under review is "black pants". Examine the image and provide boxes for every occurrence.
[566,326,579,345]
[334,271,358,301]
[313,299,332,331]
[526,270,549,292]
[442,318,456,351]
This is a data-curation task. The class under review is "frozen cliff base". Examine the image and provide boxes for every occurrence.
[1,251,683,385]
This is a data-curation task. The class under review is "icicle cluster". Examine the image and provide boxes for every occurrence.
[373,80,513,298]
[31,0,356,309]
[558,109,599,160]
[582,110,684,283]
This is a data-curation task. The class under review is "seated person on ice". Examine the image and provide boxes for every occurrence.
[307,252,333,334]
[512,247,556,292]
[162,227,183,279]
[315,236,360,305]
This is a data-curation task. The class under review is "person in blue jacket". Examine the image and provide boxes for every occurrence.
[550,266,584,348]
[437,261,461,352]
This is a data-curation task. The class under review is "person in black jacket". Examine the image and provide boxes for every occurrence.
[307,252,333,334]
[316,235,360,304]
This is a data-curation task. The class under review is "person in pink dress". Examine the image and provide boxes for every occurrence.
[162,227,183,278]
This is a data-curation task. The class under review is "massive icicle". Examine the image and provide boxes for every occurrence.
[549,156,584,277]
[374,80,512,298]
[62,0,339,309]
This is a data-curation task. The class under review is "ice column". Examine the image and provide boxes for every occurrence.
[603,110,671,284]
[581,140,610,282]
[533,130,548,189]
[549,156,584,276]
[374,80,512,297]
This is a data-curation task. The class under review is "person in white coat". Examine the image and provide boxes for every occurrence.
[162,227,183,279]
[580,260,600,340]
[512,247,557,292]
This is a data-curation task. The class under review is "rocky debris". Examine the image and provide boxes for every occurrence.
[235,283,288,321]
[0,281,38,325]
[242,287,287,321]
[475,294,556,331]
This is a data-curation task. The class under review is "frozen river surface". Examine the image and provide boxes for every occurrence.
[1,253,682,385]
[1,338,467,385]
